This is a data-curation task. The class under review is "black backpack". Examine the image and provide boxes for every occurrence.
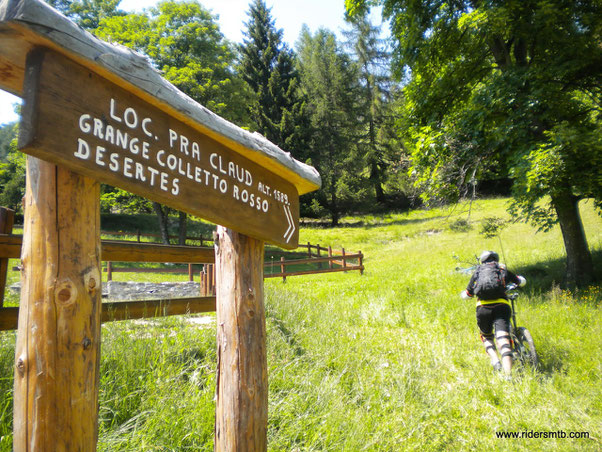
[474,262,506,300]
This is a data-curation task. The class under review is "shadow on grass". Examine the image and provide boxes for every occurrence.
[300,215,446,230]
[266,310,305,358]
[511,249,602,296]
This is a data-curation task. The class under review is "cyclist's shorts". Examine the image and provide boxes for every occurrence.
[476,303,511,336]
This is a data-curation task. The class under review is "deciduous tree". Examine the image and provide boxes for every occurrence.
[347,0,602,287]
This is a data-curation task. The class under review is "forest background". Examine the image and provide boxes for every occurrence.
[0,0,600,288]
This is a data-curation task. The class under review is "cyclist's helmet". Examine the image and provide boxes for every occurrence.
[479,250,499,264]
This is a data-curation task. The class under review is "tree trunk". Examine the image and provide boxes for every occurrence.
[551,191,594,288]
[152,202,170,244]
[14,157,101,451]
[214,226,267,452]
[178,211,187,246]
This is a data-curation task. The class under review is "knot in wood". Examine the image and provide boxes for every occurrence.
[16,356,26,377]
[55,279,77,306]
[82,337,92,350]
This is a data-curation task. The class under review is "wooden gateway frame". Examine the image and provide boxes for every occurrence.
[0,0,321,450]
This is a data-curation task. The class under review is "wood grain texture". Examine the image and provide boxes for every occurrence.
[215,226,267,452]
[19,49,300,249]
[0,297,216,331]
[0,0,320,196]
[0,235,215,263]
[13,156,101,452]
[0,207,14,307]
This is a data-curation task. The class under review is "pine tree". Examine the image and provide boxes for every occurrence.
[343,14,396,206]
[239,0,303,151]
[297,27,364,225]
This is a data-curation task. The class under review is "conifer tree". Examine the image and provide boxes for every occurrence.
[239,0,303,150]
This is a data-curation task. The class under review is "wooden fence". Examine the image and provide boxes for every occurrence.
[0,227,216,331]
[200,244,363,294]
[101,229,214,246]
[1,226,363,328]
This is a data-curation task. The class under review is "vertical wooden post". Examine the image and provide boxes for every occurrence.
[14,157,102,452]
[342,247,347,272]
[280,256,286,282]
[107,261,113,282]
[0,207,15,308]
[359,251,364,275]
[317,244,322,269]
[214,226,267,452]
[136,229,141,242]
[208,264,215,296]
[188,263,193,281]
[307,241,311,258]
[200,266,207,297]
[328,245,333,269]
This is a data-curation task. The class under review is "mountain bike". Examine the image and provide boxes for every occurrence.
[506,283,539,369]
[455,256,539,369]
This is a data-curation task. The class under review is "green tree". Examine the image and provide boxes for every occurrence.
[347,0,602,287]
[297,27,364,225]
[343,13,399,207]
[96,1,248,243]
[239,0,304,149]
[0,122,17,162]
[44,0,124,29]
[0,126,25,213]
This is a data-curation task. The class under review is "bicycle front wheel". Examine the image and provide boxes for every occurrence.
[516,327,539,368]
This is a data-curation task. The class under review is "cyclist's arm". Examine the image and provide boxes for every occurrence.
[505,269,526,287]
[464,273,478,297]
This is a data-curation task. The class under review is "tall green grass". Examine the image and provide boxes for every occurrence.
[0,197,600,451]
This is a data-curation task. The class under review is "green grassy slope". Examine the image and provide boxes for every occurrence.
[0,197,600,451]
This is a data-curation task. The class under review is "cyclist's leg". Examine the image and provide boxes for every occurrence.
[476,306,500,370]
[493,305,513,374]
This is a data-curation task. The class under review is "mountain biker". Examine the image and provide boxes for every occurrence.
[460,251,526,375]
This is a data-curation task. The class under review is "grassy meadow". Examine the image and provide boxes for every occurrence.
[0,197,601,451]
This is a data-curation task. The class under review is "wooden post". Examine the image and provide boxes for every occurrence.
[359,251,364,275]
[200,267,206,297]
[328,245,333,270]
[136,229,141,242]
[13,157,102,452]
[188,263,193,282]
[214,226,267,452]
[317,244,322,269]
[107,261,113,282]
[307,241,311,258]
[0,207,15,308]
[342,248,347,272]
[208,264,214,296]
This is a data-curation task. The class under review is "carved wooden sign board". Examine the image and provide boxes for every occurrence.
[19,49,300,249]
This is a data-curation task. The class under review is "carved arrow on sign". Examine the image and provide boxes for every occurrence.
[283,204,295,244]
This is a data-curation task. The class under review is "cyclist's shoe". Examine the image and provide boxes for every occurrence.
[492,362,502,372]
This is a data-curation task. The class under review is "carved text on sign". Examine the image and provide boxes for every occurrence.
[20,50,299,248]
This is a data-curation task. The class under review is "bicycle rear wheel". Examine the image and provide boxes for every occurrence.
[516,327,539,368]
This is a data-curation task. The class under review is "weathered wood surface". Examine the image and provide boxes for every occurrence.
[264,265,364,279]
[102,241,214,263]
[0,234,215,263]
[19,49,301,248]
[215,227,267,452]
[0,0,320,197]
[0,297,216,331]
[0,207,14,307]
[13,156,101,451]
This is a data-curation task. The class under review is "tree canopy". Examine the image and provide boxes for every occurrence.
[347,0,602,287]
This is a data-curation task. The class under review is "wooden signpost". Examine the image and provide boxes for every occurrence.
[20,49,300,249]
[0,0,321,451]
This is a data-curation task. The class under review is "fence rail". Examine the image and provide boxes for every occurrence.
[0,228,363,328]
